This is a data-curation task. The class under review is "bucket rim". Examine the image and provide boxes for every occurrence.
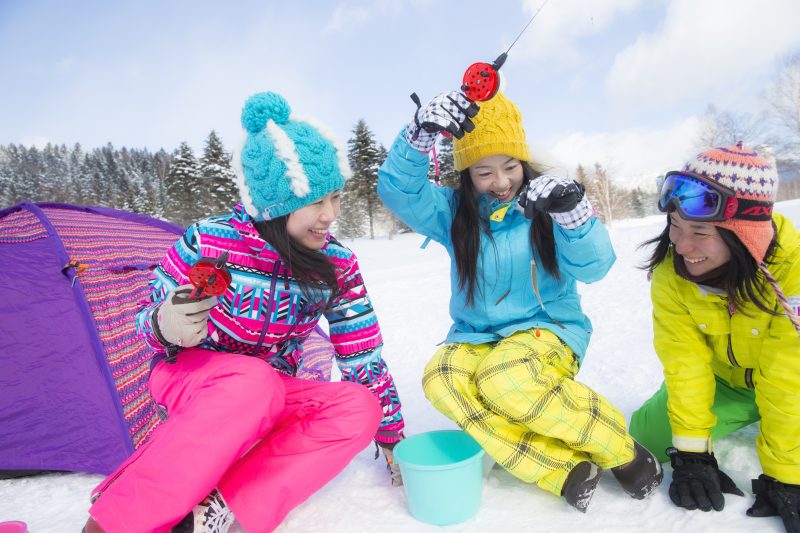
[394,429,485,472]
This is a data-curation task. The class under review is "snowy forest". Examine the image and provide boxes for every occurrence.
[2,118,798,236]
[2,51,800,233]
[0,121,411,236]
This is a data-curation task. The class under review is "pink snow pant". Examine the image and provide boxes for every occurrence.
[89,348,382,532]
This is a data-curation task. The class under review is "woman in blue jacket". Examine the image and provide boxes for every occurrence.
[378,90,662,511]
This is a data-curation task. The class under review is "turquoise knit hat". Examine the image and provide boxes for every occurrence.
[233,92,351,220]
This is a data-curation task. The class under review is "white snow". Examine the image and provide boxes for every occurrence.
[3,200,799,533]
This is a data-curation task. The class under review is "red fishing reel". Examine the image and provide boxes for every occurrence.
[188,251,231,298]
[461,53,507,102]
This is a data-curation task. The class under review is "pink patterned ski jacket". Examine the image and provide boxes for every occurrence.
[135,205,404,444]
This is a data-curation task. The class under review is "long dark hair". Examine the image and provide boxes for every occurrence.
[641,216,779,315]
[452,162,559,306]
[253,217,340,308]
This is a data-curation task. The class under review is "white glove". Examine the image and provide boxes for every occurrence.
[152,284,217,348]
[404,91,479,152]
[519,175,594,229]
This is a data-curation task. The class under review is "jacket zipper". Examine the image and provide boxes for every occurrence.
[253,262,280,356]
[744,368,754,389]
[529,258,566,329]
[726,336,739,367]
[90,430,160,502]
[727,335,755,389]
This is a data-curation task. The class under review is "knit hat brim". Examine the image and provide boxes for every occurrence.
[454,140,531,171]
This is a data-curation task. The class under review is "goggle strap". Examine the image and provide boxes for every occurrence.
[733,198,773,221]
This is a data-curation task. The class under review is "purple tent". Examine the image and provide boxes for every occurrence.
[0,201,338,476]
[0,202,184,475]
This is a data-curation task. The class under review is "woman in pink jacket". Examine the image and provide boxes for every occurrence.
[83,92,405,533]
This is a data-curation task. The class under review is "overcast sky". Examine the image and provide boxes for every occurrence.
[2,0,799,181]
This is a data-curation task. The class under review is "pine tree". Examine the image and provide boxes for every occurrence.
[0,146,13,208]
[116,146,137,211]
[129,148,158,215]
[85,149,107,206]
[165,142,200,226]
[19,145,45,202]
[199,130,237,217]
[0,145,21,207]
[95,143,126,208]
[66,143,86,206]
[342,119,383,239]
[42,143,69,202]
[435,136,460,188]
[152,149,171,219]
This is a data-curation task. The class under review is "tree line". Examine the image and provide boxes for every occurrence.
[2,50,799,233]
[0,121,409,236]
[0,131,239,228]
[0,121,794,235]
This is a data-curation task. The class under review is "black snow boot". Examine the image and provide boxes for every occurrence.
[562,461,602,512]
[611,440,664,499]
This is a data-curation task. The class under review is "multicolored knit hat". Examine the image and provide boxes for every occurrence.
[682,142,778,263]
[232,92,351,221]
[680,143,800,336]
[453,92,531,171]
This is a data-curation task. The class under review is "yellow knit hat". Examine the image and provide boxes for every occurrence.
[453,92,530,171]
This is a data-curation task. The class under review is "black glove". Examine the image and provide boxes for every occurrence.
[667,448,744,512]
[747,474,800,533]
[518,176,592,228]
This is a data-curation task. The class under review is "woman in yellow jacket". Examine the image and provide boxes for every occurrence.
[630,143,800,533]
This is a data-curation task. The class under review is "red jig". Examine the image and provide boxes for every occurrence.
[188,251,231,298]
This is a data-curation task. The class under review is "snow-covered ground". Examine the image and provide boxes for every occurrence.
[3,200,799,533]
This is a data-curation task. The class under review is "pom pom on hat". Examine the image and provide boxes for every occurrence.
[241,92,292,133]
[233,92,350,221]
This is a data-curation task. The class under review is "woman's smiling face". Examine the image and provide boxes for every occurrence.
[468,154,525,203]
[668,213,732,276]
[286,190,341,250]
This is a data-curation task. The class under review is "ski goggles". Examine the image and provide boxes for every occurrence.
[658,171,773,222]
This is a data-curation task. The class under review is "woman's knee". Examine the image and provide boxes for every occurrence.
[216,356,286,416]
[335,381,383,440]
[421,347,465,401]
[474,349,540,400]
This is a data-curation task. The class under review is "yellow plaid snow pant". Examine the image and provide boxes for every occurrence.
[422,328,635,496]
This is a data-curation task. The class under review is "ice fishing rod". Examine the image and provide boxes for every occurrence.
[410,1,549,183]
[409,0,549,138]
[460,0,549,102]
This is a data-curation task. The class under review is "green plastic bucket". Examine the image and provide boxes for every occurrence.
[393,430,485,525]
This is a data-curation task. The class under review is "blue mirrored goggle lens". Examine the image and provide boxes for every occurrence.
[659,174,722,218]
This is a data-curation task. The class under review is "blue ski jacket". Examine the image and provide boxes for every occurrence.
[377,132,616,362]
